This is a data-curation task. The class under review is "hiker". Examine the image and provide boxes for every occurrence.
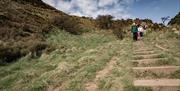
[138,24,145,39]
[143,25,148,35]
[131,23,138,41]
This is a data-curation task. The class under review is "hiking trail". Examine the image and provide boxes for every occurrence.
[132,41,180,91]
[85,57,118,91]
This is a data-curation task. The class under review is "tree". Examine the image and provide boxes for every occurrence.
[161,16,170,25]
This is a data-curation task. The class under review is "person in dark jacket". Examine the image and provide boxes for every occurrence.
[131,23,138,41]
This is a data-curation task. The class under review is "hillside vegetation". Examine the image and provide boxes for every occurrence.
[0,0,132,63]
[0,0,97,63]
[168,12,180,32]
[0,0,63,63]
[0,26,179,91]
[0,0,180,91]
[169,12,180,25]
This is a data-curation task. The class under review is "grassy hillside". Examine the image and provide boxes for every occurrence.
[0,0,97,63]
[0,0,65,63]
[0,0,156,63]
[0,27,179,91]
[0,28,133,91]
[0,0,179,91]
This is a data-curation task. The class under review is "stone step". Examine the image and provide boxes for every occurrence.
[133,54,164,60]
[174,53,180,58]
[134,79,180,86]
[133,79,180,91]
[175,57,180,65]
[133,66,180,77]
[155,44,169,52]
[134,49,153,52]
[133,51,156,55]
[132,58,169,67]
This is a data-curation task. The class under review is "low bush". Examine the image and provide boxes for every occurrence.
[111,22,126,40]
[96,15,113,29]
[168,12,180,25]
[29,41,48,57]
[53,15,82,35]
[0,40,48,64]
[0,45,22,63]
[112,29,125,40]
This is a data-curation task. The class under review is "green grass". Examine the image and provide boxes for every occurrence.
[94,38,134,91]
[144,31,180,54]
[156,56,177,66]
[171,70,180,78]
[0,28,127,91]
[0,29,179,91]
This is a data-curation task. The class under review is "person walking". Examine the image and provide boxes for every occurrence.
[138,24,144,39]
[131,23,138,41]
[143,24,148,35]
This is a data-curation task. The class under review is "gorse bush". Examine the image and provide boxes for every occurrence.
[96,15,113,29]
[0,40,48,64]
[0,44,22,64]
[111,22,126,40]
[168,12,180,25]
[112,29,124,40]
[53,15,82,35]
[151,23,164,31]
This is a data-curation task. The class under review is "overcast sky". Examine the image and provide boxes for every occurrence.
[42,0,180,23]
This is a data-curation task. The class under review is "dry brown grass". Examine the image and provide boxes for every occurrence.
[0,0,62,63]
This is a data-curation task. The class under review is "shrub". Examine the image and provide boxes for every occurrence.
[53,15,82,35]
[112,29,125,40]
[96,15,113,29]
[168,12,180,25]
[151,23,164,31]
[0,43,24,63]
[0,39,48,64]
[0,27,17,41]
[0,15,9,25]
[112,26,125,40]
[29,41,48,57]
[110,20,127,40]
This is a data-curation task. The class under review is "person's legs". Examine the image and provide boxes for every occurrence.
[137,32,140,40]
[133,33,136,41]
[140,32,143,37]
[135,32,138,41]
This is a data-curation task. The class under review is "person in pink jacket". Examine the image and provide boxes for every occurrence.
[138,24,145,39]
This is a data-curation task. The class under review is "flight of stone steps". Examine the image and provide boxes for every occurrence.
[132,41,180,91]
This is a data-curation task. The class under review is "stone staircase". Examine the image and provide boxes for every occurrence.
[132,41,180,91]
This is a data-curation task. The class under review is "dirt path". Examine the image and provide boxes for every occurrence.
[85,57,118,91]
[48,57,118,91]
[132,41,180,91]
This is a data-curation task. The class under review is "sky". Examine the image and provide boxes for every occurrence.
[42,0,180,23]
